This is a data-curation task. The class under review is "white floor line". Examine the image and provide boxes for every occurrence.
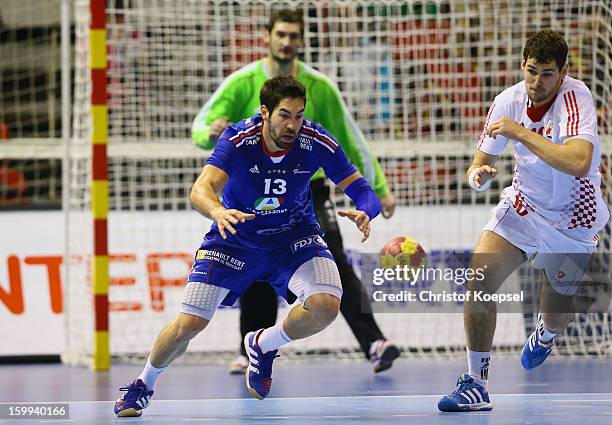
[257,417,292,420]
[48,392,612,404]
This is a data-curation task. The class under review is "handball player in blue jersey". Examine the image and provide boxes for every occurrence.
[114,76,382,416]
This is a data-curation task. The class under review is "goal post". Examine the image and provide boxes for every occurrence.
[61,0,612,366]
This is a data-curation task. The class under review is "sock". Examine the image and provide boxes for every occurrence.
[538,319,557,345]
[467,348,491,388]
[257,321,292,353]
[369,339,383,358]
[137,356,167,391]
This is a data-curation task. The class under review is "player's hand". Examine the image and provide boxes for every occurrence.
[378,192,396,218]
[209,118,230,143]
[487,116,528,140]
[337,209,371,242]
[212,208,255,239]
[471,165,497,188]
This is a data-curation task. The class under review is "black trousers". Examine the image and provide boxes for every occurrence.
[238,179,384,358]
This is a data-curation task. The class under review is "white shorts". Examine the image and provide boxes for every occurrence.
[180,256,343,320]
[483,196,601,296]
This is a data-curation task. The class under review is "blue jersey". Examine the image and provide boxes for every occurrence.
[206,114,357,248]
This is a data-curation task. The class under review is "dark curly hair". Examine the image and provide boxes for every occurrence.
[260,77,307,113]
[523,30,568,70]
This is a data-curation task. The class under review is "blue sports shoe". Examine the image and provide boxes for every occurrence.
[438,373,492,412]
[114,379,154,417]
[521,325,553,370]
[244,329,279,400]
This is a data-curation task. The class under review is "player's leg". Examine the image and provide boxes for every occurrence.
[521,273,575,369]
[312,179,398,372]
[465,231,525,351]
[229,282,278,374]
[244,256,342,400]
[521,216,602,370]
[114,282,229,417]
[439,230,524,412]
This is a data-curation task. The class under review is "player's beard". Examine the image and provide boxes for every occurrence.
[268,123,296,150]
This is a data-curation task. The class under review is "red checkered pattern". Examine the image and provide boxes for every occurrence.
[511,163,521,191]
[568,177,596,229]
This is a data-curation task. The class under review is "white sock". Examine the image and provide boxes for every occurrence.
[467,348,490,388]
[257,321,292,353]
[137,356,167,391]
[538,319,557,345]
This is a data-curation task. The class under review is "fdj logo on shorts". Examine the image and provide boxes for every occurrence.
[291,235,328,252]
[254,197,285,211]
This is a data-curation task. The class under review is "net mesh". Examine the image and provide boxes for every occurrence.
[0,0,63,207]
[61,0,611,365]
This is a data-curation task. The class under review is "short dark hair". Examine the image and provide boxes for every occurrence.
[266,9,304,38]
[523,29,568,70]
[260,77,307,114]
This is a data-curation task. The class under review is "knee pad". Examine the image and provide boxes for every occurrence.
[181,281,229,321]
[288,257,343,305]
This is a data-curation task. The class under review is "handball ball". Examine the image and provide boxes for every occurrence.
[380,236,426,269]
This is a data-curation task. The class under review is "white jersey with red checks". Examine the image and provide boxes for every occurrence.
[477,76,608,231]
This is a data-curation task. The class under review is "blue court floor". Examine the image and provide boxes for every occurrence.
[1,357,611,424]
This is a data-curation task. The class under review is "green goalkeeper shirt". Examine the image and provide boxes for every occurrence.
[191,60,390,197]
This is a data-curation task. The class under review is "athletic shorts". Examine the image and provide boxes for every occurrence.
[186,229,336,306]
[483,194,603,296]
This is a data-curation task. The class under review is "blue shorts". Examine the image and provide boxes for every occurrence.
[187,229,334,306]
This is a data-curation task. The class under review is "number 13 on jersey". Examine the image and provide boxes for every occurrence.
[264,178,287,195]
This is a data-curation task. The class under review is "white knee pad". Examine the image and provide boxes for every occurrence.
[181,281,229,321]
[288,257,343,304]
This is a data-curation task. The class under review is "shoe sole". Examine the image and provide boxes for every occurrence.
[374,344,400,373]
[115,408,142,417]
[244,332,266,400]
[521,343,551,370]
[438,401,493,412]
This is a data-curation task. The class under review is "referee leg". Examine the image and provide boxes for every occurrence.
[238,283,278,356]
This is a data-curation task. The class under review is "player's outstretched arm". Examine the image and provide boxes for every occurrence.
[190,165,255,239]
[336,171,381,242]
[467,150,498,192]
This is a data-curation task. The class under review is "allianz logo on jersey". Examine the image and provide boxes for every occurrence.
[254,196,285,211]
[291,235,328,252]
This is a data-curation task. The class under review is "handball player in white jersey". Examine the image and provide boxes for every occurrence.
[438,29,610,412]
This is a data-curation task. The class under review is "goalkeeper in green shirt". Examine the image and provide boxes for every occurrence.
[192,9,399,373]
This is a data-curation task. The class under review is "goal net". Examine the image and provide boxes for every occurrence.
[63,0,612,365]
